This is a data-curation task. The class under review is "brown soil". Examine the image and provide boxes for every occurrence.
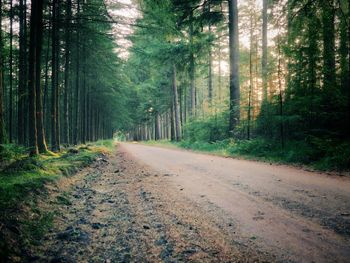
[28,143,350,263]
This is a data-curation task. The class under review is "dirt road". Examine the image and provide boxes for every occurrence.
[34,143,350,263]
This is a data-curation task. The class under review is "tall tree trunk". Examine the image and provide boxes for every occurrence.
[18,0,27,145]
[0,0,4,144]
[339,0,350,135]
[51,0,60,151]
[80,42,86,144]
[173,64,181,141]
[218,31,222,102]
[23,0,28,145]
[9,0,13,142]
[228,0,240,132]
[89,91,93,142]
[28,0,45,155]
[43,22,51,141]
[247,14,254,140]
[321,0,337,133]
[155,112,160,140]
[339,4,348,95]
[85,88,89,142]
[262,0,268,101]
[277,26,284,148]
[322,1,336,92]
[170,103,175,141]
[307,15,318,130]
[35,0,48,153]
[208,3,213,106]
[348,0,350,134]
[74,0,81,145]
[63,0,72,145]
[189,10,196,117]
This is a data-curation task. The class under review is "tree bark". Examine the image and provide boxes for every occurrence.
[51,0,60,151]
[173,64,181,141]
[248,14,254,140]
[43,21,51,141]
[18,0,27,145]
[228,0,240,132]
[155,112,160,140]
[170,103,175,141]
[80,42,86,144]
[277,25,284,148]
[189,10,196,118]
[35,0,48,153]
[63,0,72,145]
[322,0,336,92]
[0,0,4,144]
[218,31,222,102]
[262,0,268,101]
[348,0,350,134]
[9,0,13,142]
[28,0,45,155]
[340,0,350,135]
[74,0,81,145]
[208,3,213,105]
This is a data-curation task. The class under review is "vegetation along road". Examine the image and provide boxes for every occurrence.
[31,143,350,262]
[0,0,349,262]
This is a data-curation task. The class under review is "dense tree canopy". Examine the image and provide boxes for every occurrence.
[0,0,131,153]
[0,0,349,168]
[123,0,350,169]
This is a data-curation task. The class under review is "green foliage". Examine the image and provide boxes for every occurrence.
[3,157,45,173]
[0,145,106,211]
[179,139,230,154]
[56,192,72,206]
[124,0,225,131]
[183,112,229,143]
[0,144,27,162]
[226,139,318,164]
[91,140,115,150]
[0,142,112,261]
[20,208,54,245]
[156,136,350,171]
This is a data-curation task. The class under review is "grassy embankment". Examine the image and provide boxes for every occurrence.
[0,140,115,260]
[143,139,350,172]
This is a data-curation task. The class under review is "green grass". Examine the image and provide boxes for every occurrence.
[0,145,106,210]
[0,141,114,261]
[0,140,115,209]
[90,139,116,151]
[56,192,72,206]
[144,138,350,172]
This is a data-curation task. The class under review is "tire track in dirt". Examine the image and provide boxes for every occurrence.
[30,149,276,262]
[119,142,350,263]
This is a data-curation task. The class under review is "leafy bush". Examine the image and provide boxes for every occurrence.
[227,139,274,157]
[3,157,45,173]
[0,144,26,162]
[313,140,350,170]
[90,139,115,151]
[183,112,229,143]
[175,136,349,171]
[179,139,229,153]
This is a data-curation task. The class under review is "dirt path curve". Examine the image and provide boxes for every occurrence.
[33,143,350,263]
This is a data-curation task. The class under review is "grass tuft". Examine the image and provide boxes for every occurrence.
[0,140,114,262]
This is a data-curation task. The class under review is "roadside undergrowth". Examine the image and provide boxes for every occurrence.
[143,139,350,174]
[0,140,114,262]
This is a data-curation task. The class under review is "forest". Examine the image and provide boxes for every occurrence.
[0,0,349,169]
[0,0,350,261]
[125,0,350,170]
